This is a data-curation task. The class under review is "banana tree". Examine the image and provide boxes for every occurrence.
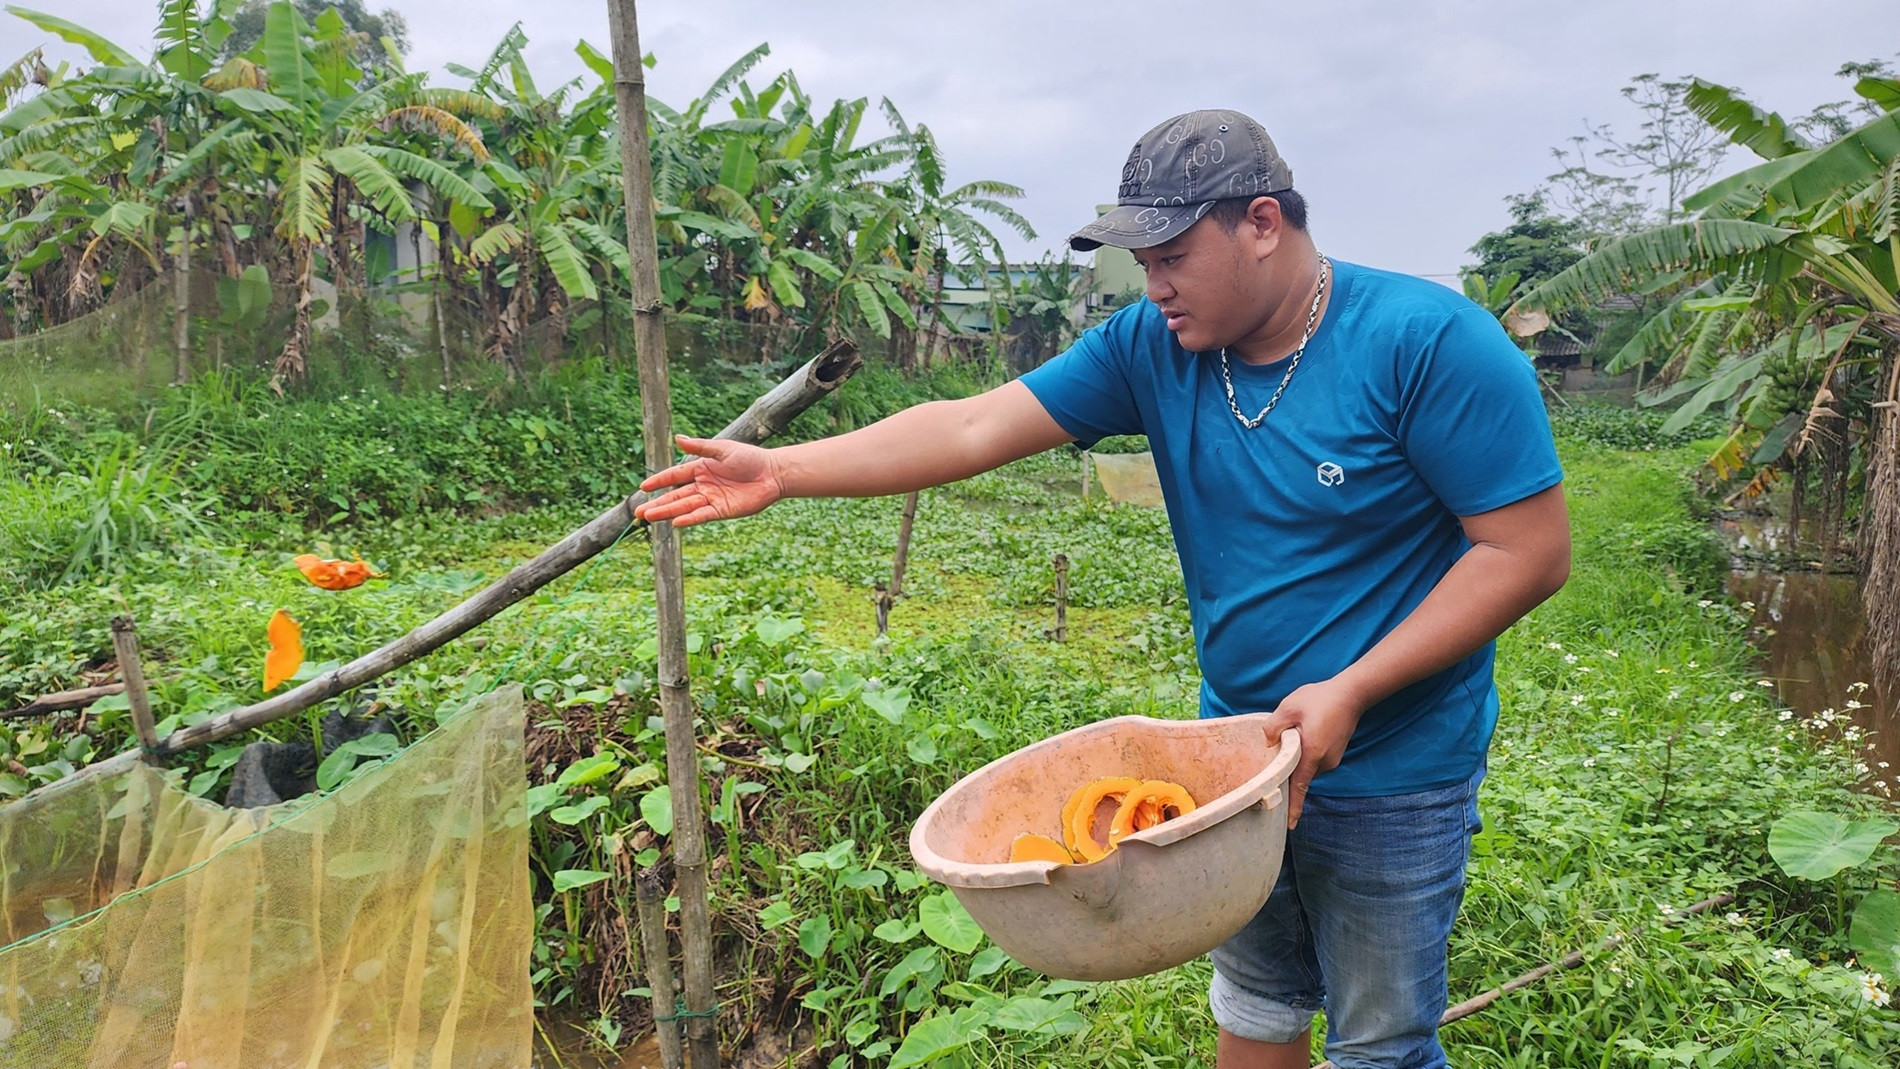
[450,26,626,377]
[1512,71,1900,685]
[218,0,493,380]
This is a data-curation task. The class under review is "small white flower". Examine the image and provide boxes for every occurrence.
[1697,599,1713,608]
[1771,947,1793,961]
[1859,972,1890,1006]
[1849,681,1870,693]
[1656,668,1672,675]
[1569,694,1584,707]
[1725,912,1745,926]
[1757,679,1776,687]
[1777,710,1795,721]
[1564,653,1579,664]
[1605,649,1620,658]
[1546,642,1563,650]
[1582,757,1596,767]
[1688,661,1699,668]
[1728,691,1747,702]
[1658,903,1676,916]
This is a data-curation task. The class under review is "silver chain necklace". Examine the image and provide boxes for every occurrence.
[1219,254,1331,430]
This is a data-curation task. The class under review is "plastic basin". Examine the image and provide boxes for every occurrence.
[908,713,1300,981]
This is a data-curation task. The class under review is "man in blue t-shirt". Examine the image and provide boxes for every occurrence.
[637,109,1570,1069]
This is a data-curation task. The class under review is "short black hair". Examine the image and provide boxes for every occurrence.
[1206,190,1308,233]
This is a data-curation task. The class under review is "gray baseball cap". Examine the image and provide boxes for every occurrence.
[1069,109,1295,252]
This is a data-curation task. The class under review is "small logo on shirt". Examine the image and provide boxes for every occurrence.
[1316,461,1345,487]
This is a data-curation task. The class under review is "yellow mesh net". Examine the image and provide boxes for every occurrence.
[0,685,532,1068]
[1089,451,1165,508]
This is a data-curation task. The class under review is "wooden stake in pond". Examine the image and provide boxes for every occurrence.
[1053,554,1069,642]
[605,2,719,1066]
[108,616,161,762]
[634,870,684,1069]
[891,490,919,598]
[876,491,920,636]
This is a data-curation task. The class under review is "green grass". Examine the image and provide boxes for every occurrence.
[1,391,1895,1067]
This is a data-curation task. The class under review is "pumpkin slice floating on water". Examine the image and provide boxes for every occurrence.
[263,609,304,692]
[1008,833,1074,865]
[1109,780,1197,846]
[293,553,384,591]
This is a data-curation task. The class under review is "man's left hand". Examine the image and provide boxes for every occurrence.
[1256,680,1368,829]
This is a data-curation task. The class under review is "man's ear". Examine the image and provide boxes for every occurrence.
[1245,196,1284,260]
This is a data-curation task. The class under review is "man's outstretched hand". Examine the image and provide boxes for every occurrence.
[634,435,787,528]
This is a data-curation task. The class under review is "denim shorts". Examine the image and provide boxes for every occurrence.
[1209,764,1484,1069]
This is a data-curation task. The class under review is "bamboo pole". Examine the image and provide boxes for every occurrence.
[634,870,685,1069]
[27,342,859,797]
[172,196,191,386]
[108,617,160,762]
[605,2,718,1065]
[890,490,919,598]
[1310,892,1736,1069]
[1053,554,1069,642]
[3,683,126,719]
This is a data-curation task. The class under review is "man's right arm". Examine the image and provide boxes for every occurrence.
[634,380,1073,528]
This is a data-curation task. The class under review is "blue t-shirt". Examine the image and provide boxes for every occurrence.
[1020,260,1563,797]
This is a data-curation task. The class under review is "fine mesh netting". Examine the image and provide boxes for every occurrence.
[0,685,532,1068]
[1089,451,1164,507]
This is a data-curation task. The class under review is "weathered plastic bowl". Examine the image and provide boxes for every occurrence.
[908,714,1299,981]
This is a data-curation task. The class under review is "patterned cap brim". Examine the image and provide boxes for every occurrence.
[1068,200,1217,252]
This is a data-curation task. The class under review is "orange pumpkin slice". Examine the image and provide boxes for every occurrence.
[1008,833,1073,865]
[264,609,304,692]
[1064,776,1141,862]
[1109,781,1198,846]
[293,553,384,591]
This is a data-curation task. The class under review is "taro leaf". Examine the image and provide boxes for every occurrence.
[782,751,818,773]
[525,782,564,818]
[920,890,983,953]
[990,995,1066,1032]
[845,1016,879,1046]
[640,785,674,836]
[906,734,938,765]
[552,869,611,893]
[557,752,620,787]
[548,794,611,826]
[861,686,911,725]
[841,868,888,890]
[873,918,923,943]
[1850,889,1900,977]
[878,945,939,997]
[754,614,805,646]
[1767,811,1898,880]
[967,946,1011,979]
[757,899,795,929]
[798,914,832,959]
[888,1009,988,1069]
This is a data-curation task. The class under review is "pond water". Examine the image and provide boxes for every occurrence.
[533,1016,663,1068]
[1725,562,1897,799]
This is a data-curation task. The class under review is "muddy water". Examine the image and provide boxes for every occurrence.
[533,1018,663,1069]
[1726,566,1898,797]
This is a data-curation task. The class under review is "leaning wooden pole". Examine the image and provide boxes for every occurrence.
[605,2,719,1066]
[29,342,858,795]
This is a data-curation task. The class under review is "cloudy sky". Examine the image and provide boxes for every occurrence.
[15,1,1898,285]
